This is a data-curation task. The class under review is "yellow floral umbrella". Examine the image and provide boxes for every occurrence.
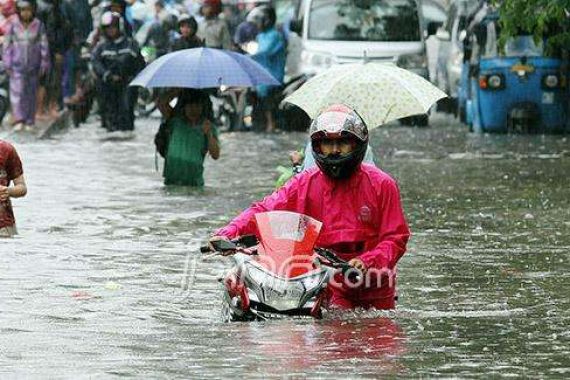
[284,62,447,128]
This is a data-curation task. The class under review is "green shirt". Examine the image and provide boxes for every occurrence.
[163,116,218,186]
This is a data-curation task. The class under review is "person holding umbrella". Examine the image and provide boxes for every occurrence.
[155,89,220,186]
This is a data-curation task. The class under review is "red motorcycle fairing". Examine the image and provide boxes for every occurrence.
[253,211,322,278]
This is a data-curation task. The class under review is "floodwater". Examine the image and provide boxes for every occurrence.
[1,114,569,378]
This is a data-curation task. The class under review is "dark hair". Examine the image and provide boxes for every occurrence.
[258,5,276,30]
[178,15,198,32]
[175,89,213,120]
[16,0,37,14]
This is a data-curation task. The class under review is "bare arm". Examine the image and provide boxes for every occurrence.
[202,120,220,159]
[157,88,181,120]
[0,175,27,201]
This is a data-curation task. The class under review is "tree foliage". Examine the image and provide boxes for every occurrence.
[494,0,570,54]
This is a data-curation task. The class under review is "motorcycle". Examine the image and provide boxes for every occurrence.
[201,211,362,321]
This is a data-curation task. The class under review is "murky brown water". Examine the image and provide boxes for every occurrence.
[1,113,569,378]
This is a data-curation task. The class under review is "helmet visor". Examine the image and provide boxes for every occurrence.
[314,136,357,156]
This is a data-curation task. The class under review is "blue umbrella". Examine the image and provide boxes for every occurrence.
[130,47,279,88]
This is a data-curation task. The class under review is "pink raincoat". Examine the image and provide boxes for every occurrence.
[216,163,410,309]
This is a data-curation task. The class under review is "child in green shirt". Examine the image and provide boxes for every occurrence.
[156,89,220,186]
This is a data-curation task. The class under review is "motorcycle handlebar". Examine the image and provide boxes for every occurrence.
[200,235,259,254]
[315,248,363,283]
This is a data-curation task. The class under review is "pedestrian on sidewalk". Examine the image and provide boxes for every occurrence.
[155,89,220,186]
[2,0,49,132]
[0,139,27,237]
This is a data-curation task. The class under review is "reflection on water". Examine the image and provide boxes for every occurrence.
[1,114,569,377]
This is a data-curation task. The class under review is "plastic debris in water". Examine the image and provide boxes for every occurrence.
[104,281,121,291]
[71,291,93,300]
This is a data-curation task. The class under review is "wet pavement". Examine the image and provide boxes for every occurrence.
[1,113,569,378]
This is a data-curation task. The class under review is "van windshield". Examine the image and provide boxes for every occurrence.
[308,0,421,42]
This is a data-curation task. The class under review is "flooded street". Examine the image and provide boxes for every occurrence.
[1,113,569,378]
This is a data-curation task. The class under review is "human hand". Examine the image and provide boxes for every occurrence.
[202,122,211,136]
[348,258,367,275]
[111,75,122,82]
[289,151,303,165]
[0,186,9,202]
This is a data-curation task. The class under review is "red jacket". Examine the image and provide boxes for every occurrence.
[216,164,410,308]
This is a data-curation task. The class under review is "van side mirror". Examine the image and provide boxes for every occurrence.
[289,19,303,34]
[427,21,443,37]
[435,27,451,41]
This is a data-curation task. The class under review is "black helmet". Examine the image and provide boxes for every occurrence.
[178,14,198,32]
[248,5,276,31]
[310,104,369,179]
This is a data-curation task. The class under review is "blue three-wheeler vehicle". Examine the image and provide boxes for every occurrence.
[461,8,568,133]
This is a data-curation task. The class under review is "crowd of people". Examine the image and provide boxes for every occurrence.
[0,0,287,133]
[0,0,291,234]
[0,2,411,315]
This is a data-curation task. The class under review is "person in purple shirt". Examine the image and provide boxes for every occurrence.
[3,0,50,131]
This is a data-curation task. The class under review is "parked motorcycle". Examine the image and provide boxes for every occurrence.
[201,211,362,321]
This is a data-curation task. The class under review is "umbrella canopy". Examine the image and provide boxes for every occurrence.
[284,62,447,128]
[130,47,280,89]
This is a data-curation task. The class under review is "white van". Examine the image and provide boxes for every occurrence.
[289,0,432,79]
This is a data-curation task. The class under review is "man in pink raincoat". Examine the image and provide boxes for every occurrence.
[210,104,410,310]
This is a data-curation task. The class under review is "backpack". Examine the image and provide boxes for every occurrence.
[154,120,172,158]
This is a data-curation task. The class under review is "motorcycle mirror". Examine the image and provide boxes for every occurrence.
[200,238,238,253]
[236,234,258,248]
[212,239,237,252]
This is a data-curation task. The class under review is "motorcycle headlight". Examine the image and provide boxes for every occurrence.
[245,264,316,311]
[480,74,505,90]
[300,272,325,293]
[487,74,503,89]
[301,51,335,72]
[242,41,259,55]
[542,74,560,89]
